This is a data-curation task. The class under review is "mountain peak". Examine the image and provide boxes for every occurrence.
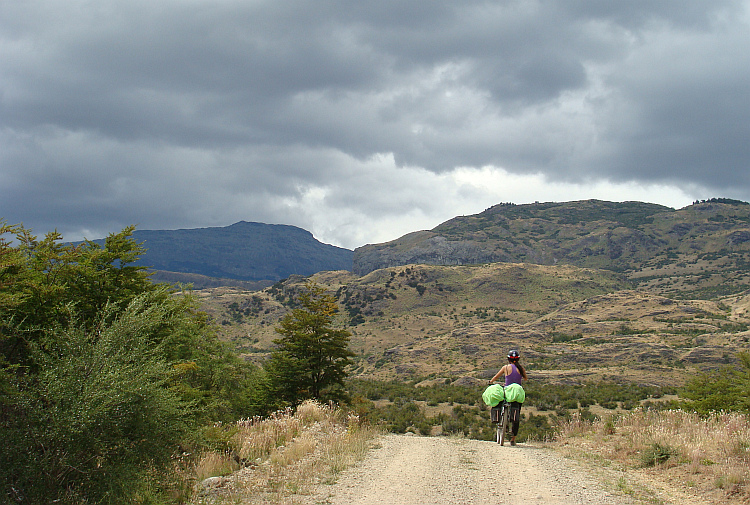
[128,222,352,282]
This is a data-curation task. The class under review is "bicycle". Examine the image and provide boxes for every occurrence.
[484,382,523,445]
[490,394,511,445]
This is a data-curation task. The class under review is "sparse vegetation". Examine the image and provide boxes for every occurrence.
[357,199,750,301]
[554,408,750,502]
[346,379,676,443]
[185,401,382,504]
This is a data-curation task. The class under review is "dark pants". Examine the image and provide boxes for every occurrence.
[508,402,522,436]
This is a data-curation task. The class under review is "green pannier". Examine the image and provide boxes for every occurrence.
[504,383,526,403]
[482,384,505,407]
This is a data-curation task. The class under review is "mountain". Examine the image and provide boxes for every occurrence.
[122,221,353,283]
[190,199,750,386]
[353,199,750,299]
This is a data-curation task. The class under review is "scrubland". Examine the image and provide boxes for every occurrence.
[185,401,381,504]
[553,409,750,504]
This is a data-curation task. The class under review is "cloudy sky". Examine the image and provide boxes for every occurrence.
[2,1,749,249]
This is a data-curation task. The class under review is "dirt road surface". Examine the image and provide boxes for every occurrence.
[302,434,641,505]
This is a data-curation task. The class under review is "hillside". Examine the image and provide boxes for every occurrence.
[353,199,750,300]
[185,199,750,388]
[196,261,750,387]
[124,221,353,284]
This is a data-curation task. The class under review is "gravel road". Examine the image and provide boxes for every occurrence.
[302,434,637,505]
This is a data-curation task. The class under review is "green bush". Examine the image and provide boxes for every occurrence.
[0,223,271,503]
[2,296,192,503]
[680,352,750,414]
[518,413,555,442]
[345,378,675,443]
[523,381,672,412]
[371,401,434,434]
[640,442,677,467]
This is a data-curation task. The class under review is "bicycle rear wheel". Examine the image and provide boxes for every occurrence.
[499,403,510,446]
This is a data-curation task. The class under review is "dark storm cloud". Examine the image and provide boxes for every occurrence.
[1,0,749,247]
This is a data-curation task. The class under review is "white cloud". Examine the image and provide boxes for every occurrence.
[1,0,748,250]
[254,157,698,249]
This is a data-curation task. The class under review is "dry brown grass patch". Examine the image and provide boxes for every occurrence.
[195,451,241,481]
[190,401,382,504]
[553,409,750,504]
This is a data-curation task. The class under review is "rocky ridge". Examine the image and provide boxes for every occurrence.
[352,199,750,300]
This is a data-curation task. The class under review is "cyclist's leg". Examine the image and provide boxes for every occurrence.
[509,402,522,444]
[491,405,502,443]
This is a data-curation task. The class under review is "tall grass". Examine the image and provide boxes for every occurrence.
[187,401,382,504]
[555,408,750,502]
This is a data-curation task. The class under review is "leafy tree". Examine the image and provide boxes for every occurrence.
[266,281,355,406]
[680,352,750,414]
[1,225,155,369]
[0,222,269,503]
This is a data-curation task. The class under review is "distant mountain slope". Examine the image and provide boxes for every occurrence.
[125,221,352,282]
[353,199,750,299]
[198,262,750,385]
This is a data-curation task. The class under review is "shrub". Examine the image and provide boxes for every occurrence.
[680,352,750,414]
[640,442,677,467]
[1,297,192,504]
[519,413,555,441]
[0,224,272,503]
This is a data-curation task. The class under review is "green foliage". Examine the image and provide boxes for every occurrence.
[440,404,488,439]
[349,378,480,405]
[0,223,270,503]
[680,352,750,414]
[1,225,156,367]
[551,332,583,343]
[692,197,749,206]
[377,401,434,434]
[640,442,678,467]
[518,412,556,441]
[347,378,673,443]
[266,281,355,406]
[2,299,191,503]
[349,378,673,414]
[524,381,671,412]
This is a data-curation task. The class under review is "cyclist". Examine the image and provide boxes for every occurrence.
[489,350,527,445]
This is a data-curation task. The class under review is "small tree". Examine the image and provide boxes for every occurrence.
[266,281,355,406]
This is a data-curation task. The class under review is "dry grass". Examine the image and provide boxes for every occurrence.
[553,408,750,504]
[195,451,242,482]
[189,401,383,504]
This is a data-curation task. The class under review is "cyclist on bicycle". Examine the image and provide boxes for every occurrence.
[489,350,527,445]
